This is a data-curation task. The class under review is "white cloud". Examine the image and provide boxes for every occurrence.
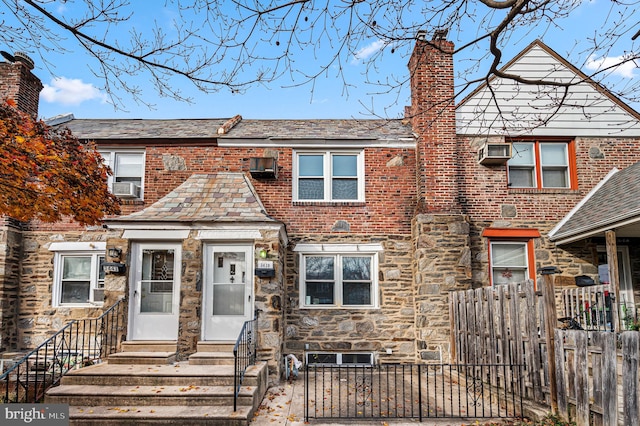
[352,40,387,64]
[585,54,638,78]
[41,77,108,105]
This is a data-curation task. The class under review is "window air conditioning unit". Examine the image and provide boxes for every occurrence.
[112,182,140,198]
[478,143,512,165]
[249,157,277,179]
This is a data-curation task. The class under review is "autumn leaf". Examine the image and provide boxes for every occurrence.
[0,99,120,224]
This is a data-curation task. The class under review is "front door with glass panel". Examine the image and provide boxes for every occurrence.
[202,244,253,341]
[129,243,181,340]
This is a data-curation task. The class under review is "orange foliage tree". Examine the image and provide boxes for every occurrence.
[0,99,120,225]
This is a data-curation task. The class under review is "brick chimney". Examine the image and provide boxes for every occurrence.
[407,31,459,213]
[0,52,43,118]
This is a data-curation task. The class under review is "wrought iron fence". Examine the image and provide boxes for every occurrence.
[304,363,524,421]
[233,309,259,411]
[0,298,124,403]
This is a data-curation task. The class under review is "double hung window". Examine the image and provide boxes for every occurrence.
[508,141,574,189]
[489,242,530,286]
[99,150,145,198]
[51,242,106,307]
[297,244,380,308]
[294,151,363,201]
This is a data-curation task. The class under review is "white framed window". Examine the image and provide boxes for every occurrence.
[99,150,145,198]
[296,244,380,308]
[489,241,530,286]
[50,242,106,307]
[293,150,364,202]
[508,141,573,189]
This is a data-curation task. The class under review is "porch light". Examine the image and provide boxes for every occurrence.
[259,248,268,259]
[108,247,122,258]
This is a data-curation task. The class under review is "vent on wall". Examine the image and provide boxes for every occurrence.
[112,182,140,198]
[249,157,277,179]
[478,143,512,165]
[306,352,374,366]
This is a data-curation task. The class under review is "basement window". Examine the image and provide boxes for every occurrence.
[306,352,374,366]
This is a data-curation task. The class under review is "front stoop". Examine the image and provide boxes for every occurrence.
[188,341,236,365]
[108,341,178,365]
[45,359,269,425]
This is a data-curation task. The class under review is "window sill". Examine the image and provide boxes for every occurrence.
[300,305,379,310]
[293,201,366,207]
[508,187,579,195]
[119,199,145,206]
[54,303,104,308]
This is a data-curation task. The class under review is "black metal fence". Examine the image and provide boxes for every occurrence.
[233,309,259,411]
[0,298,124,403]
[304,363,524,421]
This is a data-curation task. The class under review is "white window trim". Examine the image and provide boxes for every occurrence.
[489,241,529,286]
[292,150,365,202]
[298,248,379,309]
[52,250,105,308]
[99,149,145,199]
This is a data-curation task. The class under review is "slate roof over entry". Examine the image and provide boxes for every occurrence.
[109,173,276,224]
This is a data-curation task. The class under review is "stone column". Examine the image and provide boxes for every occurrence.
[412,214,472,362]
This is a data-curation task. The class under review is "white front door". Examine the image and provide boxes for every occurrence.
[129,242,181,340]
[202,244,253,340]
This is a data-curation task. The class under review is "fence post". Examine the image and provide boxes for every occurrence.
[541,272,558,414]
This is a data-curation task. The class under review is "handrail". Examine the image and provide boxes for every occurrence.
[1,298,125,403]
[233,309,259,411]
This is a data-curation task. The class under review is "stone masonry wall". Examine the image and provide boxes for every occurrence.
[17,228,118,349]
[412,214,472,363]
[0,223,23,352]
[284,234,415,365]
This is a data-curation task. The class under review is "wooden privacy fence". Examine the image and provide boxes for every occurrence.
[450,281,549,406]
[450,280,640,425]
[554,330,640,426]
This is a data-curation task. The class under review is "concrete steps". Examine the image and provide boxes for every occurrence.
[108,341,178,365]
[45,342,268,425]
[188,341,236,365]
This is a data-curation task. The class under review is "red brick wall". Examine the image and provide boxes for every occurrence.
[0,61,42,118]
[457,136,640,222]
[144,145,418,235]
[27,144,418,234]
[408,38,459,214]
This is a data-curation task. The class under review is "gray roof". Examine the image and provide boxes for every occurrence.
[53,117,415,142]
[219,119,415,140]
[549,161,640,242]
[108,173,277,224]
[57,118,229,139]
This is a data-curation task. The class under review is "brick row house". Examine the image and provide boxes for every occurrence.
[2,34,640,389]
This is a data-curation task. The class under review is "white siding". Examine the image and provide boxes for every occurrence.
[456,43,640,137]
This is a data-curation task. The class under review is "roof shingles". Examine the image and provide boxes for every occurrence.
[111,173,275,223]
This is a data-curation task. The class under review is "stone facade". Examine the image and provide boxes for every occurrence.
[2,36,640,383]
[283,234,415,364]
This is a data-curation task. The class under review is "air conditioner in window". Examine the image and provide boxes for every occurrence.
[478,143,512,165]
[112,182,140,198]
[249,157,277,179]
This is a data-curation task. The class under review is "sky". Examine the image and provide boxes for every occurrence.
[3,1,637,121]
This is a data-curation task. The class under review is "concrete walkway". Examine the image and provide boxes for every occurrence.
[249,377,516,426]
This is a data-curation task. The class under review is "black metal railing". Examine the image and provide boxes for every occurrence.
[304,363,524,421]
[1,298,124,403]
[233,309,259,411]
